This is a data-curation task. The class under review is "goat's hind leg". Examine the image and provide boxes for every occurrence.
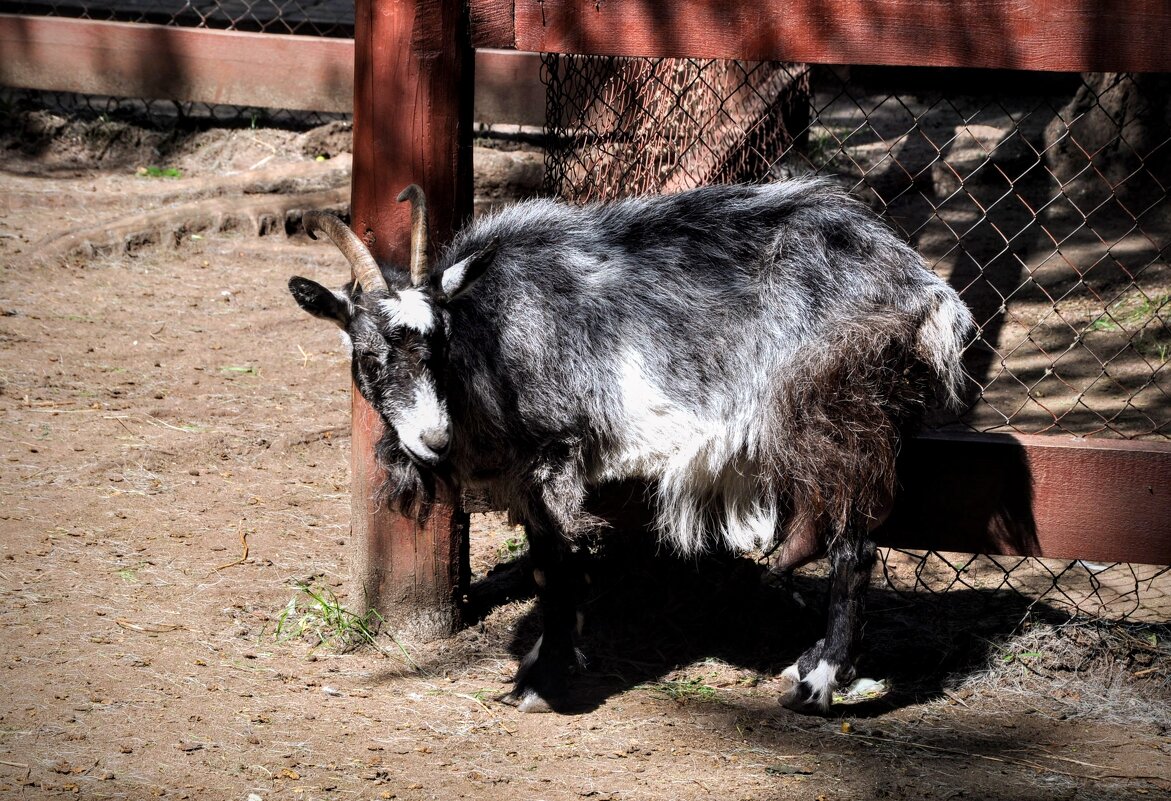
[780,527,877,714]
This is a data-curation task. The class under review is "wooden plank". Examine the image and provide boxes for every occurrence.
[471,0,1171,72]
[0,14,354,111]
[469,0,516,50]
[882,432,1171,565]
[348,0,474,637]
[1,17,541,124]
[474,49,545,128]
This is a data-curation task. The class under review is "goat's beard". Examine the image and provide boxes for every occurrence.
[372,429,450,524]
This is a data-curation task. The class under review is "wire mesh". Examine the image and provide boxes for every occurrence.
[543,56,1170,623]
[1,0,354,36]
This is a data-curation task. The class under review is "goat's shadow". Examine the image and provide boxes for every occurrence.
[466,530,1052,717]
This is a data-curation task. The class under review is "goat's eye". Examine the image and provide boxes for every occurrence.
[357,351,383,369]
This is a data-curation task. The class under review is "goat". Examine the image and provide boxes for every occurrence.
[288,179,973,714]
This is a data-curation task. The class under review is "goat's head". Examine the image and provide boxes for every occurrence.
[288,185,497,469]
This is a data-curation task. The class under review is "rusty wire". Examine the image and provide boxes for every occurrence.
[0,86,344,130]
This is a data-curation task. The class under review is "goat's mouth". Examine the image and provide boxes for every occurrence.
[396,426,451,467]
[400,442,448,466]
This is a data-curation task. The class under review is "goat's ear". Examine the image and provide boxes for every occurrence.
[288,276,351,327]
[437,238,499,301]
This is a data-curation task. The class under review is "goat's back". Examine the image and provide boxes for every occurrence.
[436,179,972,553]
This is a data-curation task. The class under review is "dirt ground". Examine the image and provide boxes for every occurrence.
[1,111,1169,801]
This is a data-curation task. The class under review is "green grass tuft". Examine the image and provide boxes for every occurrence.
[497,533,527,560]
[274,583,384,652]
[136,166,182,179]
[639,675,718,702]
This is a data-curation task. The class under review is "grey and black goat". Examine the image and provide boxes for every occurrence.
[288,179,973,714]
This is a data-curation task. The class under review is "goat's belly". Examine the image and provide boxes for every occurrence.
[594,423,780,556]
[595,349,782,554]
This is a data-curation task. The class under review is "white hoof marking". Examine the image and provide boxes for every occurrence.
[803,659,839,710]
[516,689,552,713]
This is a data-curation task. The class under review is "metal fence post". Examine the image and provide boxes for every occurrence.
[349,0,473,637]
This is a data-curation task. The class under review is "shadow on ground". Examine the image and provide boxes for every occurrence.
[462,528,1060,717]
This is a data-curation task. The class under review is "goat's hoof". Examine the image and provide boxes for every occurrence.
[499,686,556,713]
[779,685,832,715]
[778,661,836,716]
[516,688,553,713]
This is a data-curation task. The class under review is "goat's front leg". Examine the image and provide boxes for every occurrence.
[780,526,877,714]
[504,491,586,713]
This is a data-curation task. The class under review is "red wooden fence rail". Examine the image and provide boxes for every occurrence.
[0,15,353,111]
[0,15,545,126]
[470,0,1171,71]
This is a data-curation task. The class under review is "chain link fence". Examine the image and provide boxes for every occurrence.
[3,0,352,36]
[0,87,344,131]
[0,0,353,127]
[543,56,1170,625]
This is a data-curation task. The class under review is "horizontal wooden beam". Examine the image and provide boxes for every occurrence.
[471,0,1171,72]
[588,432,1171,566]
[882,432,1171,565]
[0,14,354,111]
[0,15,545,124]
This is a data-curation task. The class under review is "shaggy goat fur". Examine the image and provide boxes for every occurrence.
[289,177,974,713]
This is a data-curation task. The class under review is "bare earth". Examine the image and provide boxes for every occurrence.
[1,117,1169,801]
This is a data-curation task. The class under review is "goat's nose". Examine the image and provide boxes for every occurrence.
[419,425,450,456]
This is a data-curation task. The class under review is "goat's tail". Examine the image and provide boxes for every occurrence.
[915,286,975,409]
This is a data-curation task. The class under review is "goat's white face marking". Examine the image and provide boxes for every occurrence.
[378,288,434,334]
[337,330,354,357]
[392,376,450,464]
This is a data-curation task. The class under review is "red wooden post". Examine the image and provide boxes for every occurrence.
[349,0,473,637]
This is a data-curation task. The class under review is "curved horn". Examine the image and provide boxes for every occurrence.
[302,211,388,294]
[397,184,430,286]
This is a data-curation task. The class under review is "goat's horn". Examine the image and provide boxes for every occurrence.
[397,184,429,286]
[302,211,388,294]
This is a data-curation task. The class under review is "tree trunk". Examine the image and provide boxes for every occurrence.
[1044,73,1171,202]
